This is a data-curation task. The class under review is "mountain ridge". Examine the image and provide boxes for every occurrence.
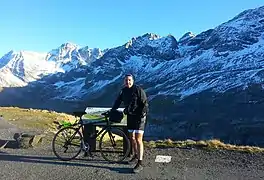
[1,5,264,146]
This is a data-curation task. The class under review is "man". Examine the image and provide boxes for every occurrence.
[111,74,149,173]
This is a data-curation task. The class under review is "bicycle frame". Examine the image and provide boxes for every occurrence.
[52,110,131,162]
[64,113,114,152]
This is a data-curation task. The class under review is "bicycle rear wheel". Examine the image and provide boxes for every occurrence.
[99,127,131,163]
[52,127,82,161]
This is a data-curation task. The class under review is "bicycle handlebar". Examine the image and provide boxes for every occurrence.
[101,110,111,117]
[53,110,115,130]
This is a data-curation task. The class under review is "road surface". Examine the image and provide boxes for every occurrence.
[1,145,264,180]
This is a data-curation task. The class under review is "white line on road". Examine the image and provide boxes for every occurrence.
[155,155,171,163]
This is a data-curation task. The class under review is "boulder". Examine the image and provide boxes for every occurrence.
[13,133,45,148]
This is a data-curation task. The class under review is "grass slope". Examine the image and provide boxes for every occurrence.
[1,107,264,153]
[144,139,264,153]
[0,107,75,132]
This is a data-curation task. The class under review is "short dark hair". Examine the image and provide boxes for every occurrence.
[125,73,134,79]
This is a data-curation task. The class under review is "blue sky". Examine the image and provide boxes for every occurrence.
[0,0,263,57]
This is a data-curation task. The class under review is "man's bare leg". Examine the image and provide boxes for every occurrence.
[132,132,144,173]
[129,132,138,158]
[135,132,144,161]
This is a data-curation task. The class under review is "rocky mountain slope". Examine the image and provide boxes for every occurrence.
[1,6,264,146]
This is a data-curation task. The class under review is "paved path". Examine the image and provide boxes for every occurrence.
[1,145,264,180]
[1,117,264,179]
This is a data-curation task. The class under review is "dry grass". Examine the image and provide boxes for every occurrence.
[0,107,124,143]
[144,139,264,153]
[0,106,75,132]
[1,107,264,153]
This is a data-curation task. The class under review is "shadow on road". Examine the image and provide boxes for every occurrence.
[0,139,19,149]
[0,153,133,174]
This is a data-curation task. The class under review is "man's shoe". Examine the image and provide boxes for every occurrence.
[128,155,138,164]
[133,163,143,173]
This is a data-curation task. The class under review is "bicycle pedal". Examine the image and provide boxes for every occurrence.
[82,142,90,152]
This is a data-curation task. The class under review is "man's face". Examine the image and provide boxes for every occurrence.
[124,75,134,88]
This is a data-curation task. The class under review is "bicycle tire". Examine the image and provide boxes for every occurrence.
[99,127,131,163]
[52,127,82,161]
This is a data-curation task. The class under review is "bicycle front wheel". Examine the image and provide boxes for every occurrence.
[52,127,82,161]
[99,127,131,163]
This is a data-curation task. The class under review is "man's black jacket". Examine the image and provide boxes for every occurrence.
[112,84,148,116]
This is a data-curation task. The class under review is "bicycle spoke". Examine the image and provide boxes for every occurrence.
[52,127,82,161]
[99,128,130,163]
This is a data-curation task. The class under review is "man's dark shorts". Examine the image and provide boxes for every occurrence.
[127,115,146,134]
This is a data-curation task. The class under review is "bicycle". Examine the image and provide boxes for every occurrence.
[52,110,131,163]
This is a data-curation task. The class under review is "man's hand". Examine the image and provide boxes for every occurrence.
[123,108,128,115]
[141,112,146,118]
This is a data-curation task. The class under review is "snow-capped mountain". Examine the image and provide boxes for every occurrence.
[1,6,264,146]
[0,43,105,87]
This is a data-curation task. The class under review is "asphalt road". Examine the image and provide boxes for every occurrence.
[1,145,264,180]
